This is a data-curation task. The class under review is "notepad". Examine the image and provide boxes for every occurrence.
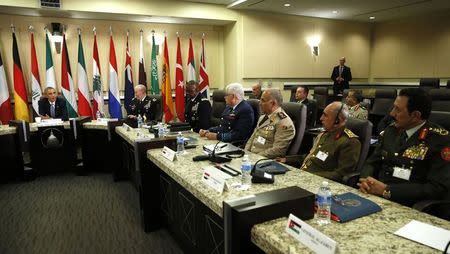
[394,220,450,253]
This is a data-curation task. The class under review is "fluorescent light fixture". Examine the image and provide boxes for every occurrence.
[332,10,338,14]
[227,0,248,8]
[369,16,375,20]
[284,3,291,7]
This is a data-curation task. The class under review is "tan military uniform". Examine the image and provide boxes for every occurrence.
[348,104,368,120]
[301,127,361,182]
[245,107,295,159]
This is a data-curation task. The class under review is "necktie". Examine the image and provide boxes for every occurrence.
[339,66,343,76]
[50,103,55,118]
[259,115,269,126]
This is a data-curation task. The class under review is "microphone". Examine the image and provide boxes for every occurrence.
[192,140,231,163]
[251,158,275,184]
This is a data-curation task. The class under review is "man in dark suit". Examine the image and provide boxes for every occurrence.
[199,83,254,143]
[359,88,450,207]
[38,87,68,121]
[250,83,262,100]
[127,84,157,122]
[295,85,317,128]
[331,57,352,98]
[185,80,211,132]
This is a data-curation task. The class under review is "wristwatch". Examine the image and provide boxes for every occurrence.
[382,185,391,199]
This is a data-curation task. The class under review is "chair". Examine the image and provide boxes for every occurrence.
[147,95,163,122]
[210,90,226,127]
[246,99,260,131]
[447,80,450,89]
[289,87,297,102]
[413,200,450,221]
[429,111,450,131]
[429,89,450,112]
[419,78,440,90]
[313,87,329,111]
[281,102,306,155]
[370,89,397,116]
[342,118,373,187]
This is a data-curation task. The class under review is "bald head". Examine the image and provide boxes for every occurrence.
[339,57,346,66]
[320,101,349,131]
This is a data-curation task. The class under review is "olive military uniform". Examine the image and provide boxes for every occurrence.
[185,94,212,132]
[300,127,361,182]
[361,121,450,206]
[245,107,295,159]
[128,96,157,122]
[348,104,368,120]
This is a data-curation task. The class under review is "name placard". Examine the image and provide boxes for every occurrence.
[201,166,229,194]
[285,214,337,254]
[161,146,177,161]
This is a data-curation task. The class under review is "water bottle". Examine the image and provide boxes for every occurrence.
[137,114,143,128]
[176,132,185,155]
[241,155,252,188]
[96,110,101,120]
[158,124,165,138]
[316,181,332,225]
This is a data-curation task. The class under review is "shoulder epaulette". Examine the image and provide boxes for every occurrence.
[201,98,209,101]
[344,128,359,138]
[429,127,449,136]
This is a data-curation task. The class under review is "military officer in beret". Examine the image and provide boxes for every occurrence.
[359,88,450,207]
[128,84,157,122]
[345,89,368,120]
[199,83,254,143]
[245,89,295,159]
[185,80,211,132]
[278,101,361,182]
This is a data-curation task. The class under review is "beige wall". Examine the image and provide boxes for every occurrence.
[0,14,224,98]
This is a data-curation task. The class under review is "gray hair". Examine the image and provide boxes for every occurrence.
[226,83,244,101]
[134,84,146,92]
[331,101,349,122]
[266,89,283,105]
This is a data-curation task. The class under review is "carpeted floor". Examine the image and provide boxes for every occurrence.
[0,173,183,254]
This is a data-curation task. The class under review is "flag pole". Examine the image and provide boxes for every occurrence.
[93,26,96,35]
[10,24,15,33]
[78,28,81,35]
[109,26,112,36]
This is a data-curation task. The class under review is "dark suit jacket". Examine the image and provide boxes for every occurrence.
[209,100,254,143]
[38,97,68,121]
[185,93,212,132]
[331,65,352,95]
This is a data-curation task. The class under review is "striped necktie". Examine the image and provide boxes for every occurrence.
[50,103,55,118]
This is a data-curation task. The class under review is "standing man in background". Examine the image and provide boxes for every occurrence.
[331,57,352,98]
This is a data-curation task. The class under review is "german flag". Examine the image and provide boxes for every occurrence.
[12,31,30,121]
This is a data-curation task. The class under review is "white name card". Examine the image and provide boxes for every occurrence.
[285,214,337,254]
[201,166,229,194]
[161,146,177,161]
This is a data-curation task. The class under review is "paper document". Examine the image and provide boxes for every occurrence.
[394,220,450,253]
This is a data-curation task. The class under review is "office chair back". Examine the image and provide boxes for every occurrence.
[246,99,261,131]
[211,90,226,126]
[313,87,329,110]
[419,78,440,89]
[281,102,307,155]
[429,89,450,112]
[345,118,373,174]
[429,111,450,131]
[370,89,397,116]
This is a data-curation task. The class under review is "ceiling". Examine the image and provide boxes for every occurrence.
[180,0,450,22]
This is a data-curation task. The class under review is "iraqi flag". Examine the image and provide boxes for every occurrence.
[187,36,196,82]
[30,31,42,119]
[61,34,78,118]
[92,31,104,118]
[124,33,134,114]
[199,36,210,99]
[12,31,30,121]
[175,35,185,122]
[0,51,13,124]
[108,33,122,119]
[161,35,174,123]
[77,32,92,117]
[45,32,57,89]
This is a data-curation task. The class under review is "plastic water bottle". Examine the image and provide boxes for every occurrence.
[241,155,252,188]
[137,115,143,128]
[316,181,332,225]
[176,132,185,155]
[158,124,165,137]
[96,110,101,120]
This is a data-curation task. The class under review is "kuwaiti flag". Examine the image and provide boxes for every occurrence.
[30,31,42,119]
[61,34,78,118]
[77,32,92,117]
[161,35,174,123]
[12,31,30,121]
[0,51,13,124]
[108,33,122,119]
[45,32,57,89]
[138,30,146,87]
[199,36,210,99]
[150,33,160,95]
[124,33,134,114]
[187,36,196,82]
[175,35,185,122]
[92,31,104,118]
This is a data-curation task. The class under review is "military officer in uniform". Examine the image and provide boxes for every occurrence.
[345,89,368,120]
[359,88,450,207]
[185,80,211,132]
[199,83,254,143]
[278,101,361,182]
[127,84,157,122]
[245,89,295,159]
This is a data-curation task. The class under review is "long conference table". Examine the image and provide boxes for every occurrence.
[144,132,450,254]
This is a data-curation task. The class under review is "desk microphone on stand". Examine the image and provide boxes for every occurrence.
[192,140,232,163]
[251,158,275,184]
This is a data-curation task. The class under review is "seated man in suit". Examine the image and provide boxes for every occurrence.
[245,89,295,159]
[295,85,317,128]
[185,80,211,132]
[199,83,254,143]
[127,85,157,122]
[358,88,449,207]
[345,89,368,120]
[38,87,68,121]
[278,102,361,182]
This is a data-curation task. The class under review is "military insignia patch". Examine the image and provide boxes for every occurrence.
[343,129,358,138]
[441,147,450,161]
[278,112,287,119]
[144,101,151,109]
[403,144,429,160]
[429,127,449,136]
[152,98,157,102]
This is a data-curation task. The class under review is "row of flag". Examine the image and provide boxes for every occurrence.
[0,28,210,124]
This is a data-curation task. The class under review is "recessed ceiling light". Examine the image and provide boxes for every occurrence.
[332,10,338,14]
[284,3,291,7]
[369,16,375,20]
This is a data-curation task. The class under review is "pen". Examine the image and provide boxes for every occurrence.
[223,164,241,175]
